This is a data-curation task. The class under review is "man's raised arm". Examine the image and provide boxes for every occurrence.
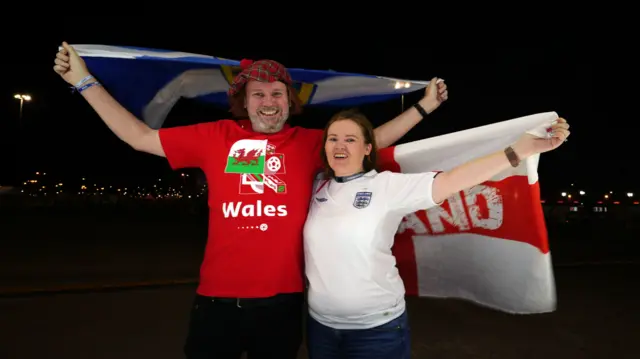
[53,42,165,157]
[374,78,448,148]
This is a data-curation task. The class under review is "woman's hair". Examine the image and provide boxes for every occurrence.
[228,84,303,118]
[321,108,378,178]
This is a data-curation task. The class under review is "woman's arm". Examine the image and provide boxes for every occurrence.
[432,118,570,204]
[374,78,448,148]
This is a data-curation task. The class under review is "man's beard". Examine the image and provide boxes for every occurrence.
[248,107,289,133]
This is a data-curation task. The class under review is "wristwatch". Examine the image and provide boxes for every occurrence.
[504,146,520,167]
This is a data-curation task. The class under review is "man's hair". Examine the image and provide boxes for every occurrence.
[228,84,304,118]
[320,108,378,178]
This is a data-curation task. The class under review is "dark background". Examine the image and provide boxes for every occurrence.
[1,17,638,359]
[0,20,634,200]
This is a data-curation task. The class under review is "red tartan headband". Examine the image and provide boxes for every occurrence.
[228,59,293,97]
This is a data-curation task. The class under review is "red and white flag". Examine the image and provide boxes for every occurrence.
[378,112,558,314]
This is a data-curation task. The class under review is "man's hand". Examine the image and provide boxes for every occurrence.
[418,77,448,114]
[53,41,91,86]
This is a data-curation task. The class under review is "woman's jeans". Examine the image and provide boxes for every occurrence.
[306,310,411,359]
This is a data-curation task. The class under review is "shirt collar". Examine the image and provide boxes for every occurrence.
[236,119,291,133]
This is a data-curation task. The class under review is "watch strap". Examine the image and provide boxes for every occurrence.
[413,103,429,118]
[504,146,520,167]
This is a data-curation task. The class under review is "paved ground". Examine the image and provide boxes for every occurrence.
[1,265,637,359]
[1,205,638,358]
[2,206,637,295]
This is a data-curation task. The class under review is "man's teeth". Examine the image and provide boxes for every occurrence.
[259,109,278,116]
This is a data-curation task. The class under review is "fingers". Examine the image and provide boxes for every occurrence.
[425,78,448,103]
[552,127,570,142]
[53,51,70,75]
[54,58,69,68]
[56,51,69,62]
[62,41,76,56]
[551,120,570,132]
[54,42,72,75]
[427,77,439,92]
[437,81,448,101]
[544,118,570,144]
[53,64,68,74]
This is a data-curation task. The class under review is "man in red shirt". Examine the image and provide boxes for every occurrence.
[53,42,448,359]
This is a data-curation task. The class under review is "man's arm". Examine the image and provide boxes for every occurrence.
[53,42,165,157]
[373,78,448,148]
[80,82,165,157]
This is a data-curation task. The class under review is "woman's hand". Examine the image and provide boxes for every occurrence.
[513,117,571,158]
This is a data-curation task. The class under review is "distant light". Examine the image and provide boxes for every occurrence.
[14,94,31,101]
[394,81,411,89]
[579,190,585,195]
[628,192,634,198]
[561,192,566,197]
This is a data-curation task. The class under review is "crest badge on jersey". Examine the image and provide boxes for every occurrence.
[353,191,372,209]
[224,139,287,195]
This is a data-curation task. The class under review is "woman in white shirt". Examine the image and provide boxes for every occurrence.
[303,108,570,359]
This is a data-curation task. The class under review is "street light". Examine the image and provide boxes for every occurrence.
[14,94,31,120]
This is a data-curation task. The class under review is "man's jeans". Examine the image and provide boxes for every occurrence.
[306,310,411,359]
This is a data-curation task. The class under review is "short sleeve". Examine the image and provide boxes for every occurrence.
[158,121,220,170]
[307,129,325,173]
[380,171,442,214]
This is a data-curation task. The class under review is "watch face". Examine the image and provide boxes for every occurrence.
[505,147,519,167]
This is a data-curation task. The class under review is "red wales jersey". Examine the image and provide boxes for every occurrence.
[158,119,324,298]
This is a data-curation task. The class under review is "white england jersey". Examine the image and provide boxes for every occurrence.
[303,169,441,329]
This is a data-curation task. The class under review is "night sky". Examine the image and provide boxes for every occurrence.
[0,20,633,199]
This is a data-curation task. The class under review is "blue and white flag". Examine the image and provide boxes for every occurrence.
[71,44,430,129]
[71,44,558,315]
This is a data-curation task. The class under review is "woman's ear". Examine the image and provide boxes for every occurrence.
[365,143,372,155]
